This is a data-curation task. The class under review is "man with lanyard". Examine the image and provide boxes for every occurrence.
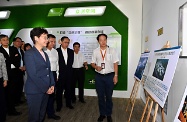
[91,34,119,122]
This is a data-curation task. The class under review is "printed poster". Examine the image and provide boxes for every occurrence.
[144,46,181,108]
[134,52,150,81]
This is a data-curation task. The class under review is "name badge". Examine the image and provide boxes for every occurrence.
[101,63,105,69]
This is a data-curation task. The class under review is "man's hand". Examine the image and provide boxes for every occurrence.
[113,76,118,85]
[46,86,54,94]
[95,66,102,71]
[3,80,7,87]
[85,65,88,70]
[19,66,26,71]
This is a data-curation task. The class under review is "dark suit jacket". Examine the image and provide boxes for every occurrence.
[24,46,55,94]
[16,48,25,75]
[56,47,74,80]
[0,46,21,79]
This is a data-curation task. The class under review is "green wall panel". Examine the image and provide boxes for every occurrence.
[0,1,128,90]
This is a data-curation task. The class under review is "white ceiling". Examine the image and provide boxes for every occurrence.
[0,0,109,7]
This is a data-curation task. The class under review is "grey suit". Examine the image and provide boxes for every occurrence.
[0,53,8,81]
[0,52,8,122]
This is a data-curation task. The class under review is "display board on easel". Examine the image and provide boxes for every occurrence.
[144,46,181,108]
[134,52,150,81]
[126,52,150,122]
[142,45,181,121]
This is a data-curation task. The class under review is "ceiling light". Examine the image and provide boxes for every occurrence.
[0,11,11,19]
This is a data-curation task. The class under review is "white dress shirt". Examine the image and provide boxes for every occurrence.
[45,48,59,78]
[18,48,23,67]
[72,51,87,68]
[91,47,119,74]
[61,47,68,65]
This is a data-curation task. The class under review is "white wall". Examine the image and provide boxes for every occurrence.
[0,0,143,98]
[110,0,142,98]
[142,0,187,121]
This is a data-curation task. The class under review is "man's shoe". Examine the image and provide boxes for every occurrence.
[97,115,106,122]
[79,100,86,103]
[66,105,74,109]
[107,116,112,122]
[48,114,61,120]
[8,111,22,116]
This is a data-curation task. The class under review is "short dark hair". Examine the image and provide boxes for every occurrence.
[73,42,80,47]
[48,34,56,39]
[96,33,107,41]
[13,37,22,42]
[24,43,32,51]
[46,34,56,47]
[30,27,48,44]
[0,34,8,41]
[61,36,69,42]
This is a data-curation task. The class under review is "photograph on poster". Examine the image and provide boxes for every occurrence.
[152,59,169,81]
[174,85,187,122]
[134,52,150,81]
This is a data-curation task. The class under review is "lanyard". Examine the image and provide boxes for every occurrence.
[100,49,106,61]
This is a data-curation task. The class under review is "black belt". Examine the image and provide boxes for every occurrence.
[96,72,114,76]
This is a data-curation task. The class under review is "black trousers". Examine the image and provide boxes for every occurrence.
[6,68,24,113]
[6,69,17,113]
[0,78,6,122]
[56,76,72,109]
[71,67,85,101]
[13,69,24,104]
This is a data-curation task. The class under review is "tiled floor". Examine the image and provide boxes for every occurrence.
[6,96,146,122]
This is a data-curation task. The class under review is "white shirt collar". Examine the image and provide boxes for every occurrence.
[61,47,67,52]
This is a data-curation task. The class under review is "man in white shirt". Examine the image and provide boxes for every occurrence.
[45,34,60,120]
[91,34,119,122]
[72,42,88,104]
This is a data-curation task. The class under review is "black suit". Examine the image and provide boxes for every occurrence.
[14,48,25,104]
[0,46,21,113]
[56,47,74,109]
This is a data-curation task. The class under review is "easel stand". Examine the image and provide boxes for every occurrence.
[126,79,141,122]
[140,92,165,122]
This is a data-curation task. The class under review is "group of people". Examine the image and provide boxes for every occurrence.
[0,27,119,122]
[0,34,32,122]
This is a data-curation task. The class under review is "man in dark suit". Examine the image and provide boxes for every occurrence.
[56,36,74,111]
[0,34,22,116]
[24,27,55,122]
[13,37,25,105]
